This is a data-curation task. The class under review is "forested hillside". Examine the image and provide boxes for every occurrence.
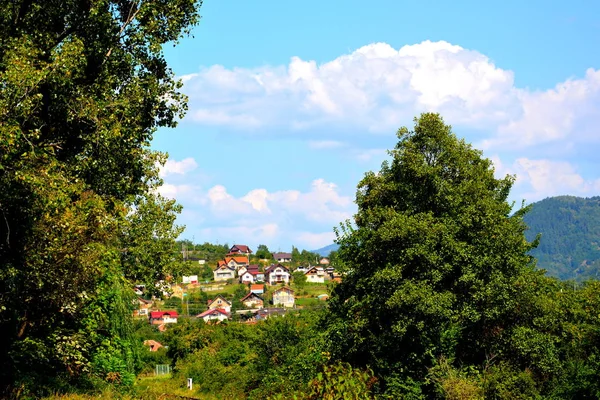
[524,196,600,281]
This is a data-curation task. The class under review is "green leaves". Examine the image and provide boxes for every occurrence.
[328,113,538,396]
[0,0,201,395]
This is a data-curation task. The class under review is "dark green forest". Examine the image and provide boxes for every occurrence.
[524,196,600,281]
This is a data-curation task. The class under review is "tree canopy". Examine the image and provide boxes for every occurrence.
[327,113,540,396]
[0,0,201,396]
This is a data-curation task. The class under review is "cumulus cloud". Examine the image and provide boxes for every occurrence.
[159,157,198,177]
[489,156,600,202]
[175,179,354,249]
[156,183,194,199]
[308,140,346,149]
[205,179,353,224]
[181,41,600,150]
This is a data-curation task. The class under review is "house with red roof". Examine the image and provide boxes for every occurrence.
[207,295,232,313]
[149,310,178,325]
[224,256,249,271]
[197,308,229,323]
[214,262,236,282]
[227,244,252,256]
[250,284,265,294]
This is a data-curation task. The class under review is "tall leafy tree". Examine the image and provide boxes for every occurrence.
[326,113,538,396]
[0,0,201,395]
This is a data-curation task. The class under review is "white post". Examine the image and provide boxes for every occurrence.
[187,378,193,390]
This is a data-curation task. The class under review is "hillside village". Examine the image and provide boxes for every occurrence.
[135,244,341,337]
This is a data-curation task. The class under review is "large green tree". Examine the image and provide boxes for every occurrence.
[326,113,539,396]
[0,0,201,395]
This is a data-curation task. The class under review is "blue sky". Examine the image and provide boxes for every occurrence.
[153,0,600,251]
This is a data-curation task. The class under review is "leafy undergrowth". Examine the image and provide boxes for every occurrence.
[42,375,204,400]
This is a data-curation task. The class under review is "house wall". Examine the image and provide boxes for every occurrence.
[203,314,227,322]
[214,268,235,282]
[306,274,325,283]
[268,268,290,284]
[209,298,231,313]
[243,299,264,309]
[240,273,254,284]
[273,292,295,308]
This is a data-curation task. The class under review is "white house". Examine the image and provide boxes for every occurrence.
[207,295,232,313]
[197,308,229,323]
[265,264,291,285]
[149,310,178,325]
[214,262,236,282]
[272,252,293,263]
[272,287,295,308]
[305,266,325,283]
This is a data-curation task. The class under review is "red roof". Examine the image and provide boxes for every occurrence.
[225,256,249,264]
[229,244,252,253]
[241,292,263,302]
[250,284,264,291]
[150,310,178,318]
[197,308,229,318]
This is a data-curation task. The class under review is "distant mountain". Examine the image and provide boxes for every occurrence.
[312,243,340,257]
[523,196,600,281]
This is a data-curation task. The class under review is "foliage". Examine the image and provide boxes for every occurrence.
[255,244,272,260]
[0,0,202,395]
[327,113,538,396]
[178,241,229,262]
[292,271,307,289]
[523,195,600,281]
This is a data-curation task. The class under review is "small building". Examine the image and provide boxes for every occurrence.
[265,263,291,285]
[149,310,178,325]
[227,244,252,256]
[197,308,229,323]
[214,262,236,282]
[272,287,295,308]
[250,284,265,294]
[256,307,287,320]
[207,295,232,313]
[305,266,325,284]
[272,252,293,263]
[225,256,249,271]
[143,339,163,352]
[134,297,153,317]
[182,275,198,284]
[319,257,330,265]
[239,270,255,284]
[241,292,264,309]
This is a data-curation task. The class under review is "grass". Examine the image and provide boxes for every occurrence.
[295,297,322,307]
[43,375,205,400]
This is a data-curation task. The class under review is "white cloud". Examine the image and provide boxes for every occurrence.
[490,157,600,202]
[204,179,353,224]
[308,140,346,149]
[159,157,198,177]
[156,183,194,199]
[177,179,354,249]
[181,40,600,150]
[295,231,337,250]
